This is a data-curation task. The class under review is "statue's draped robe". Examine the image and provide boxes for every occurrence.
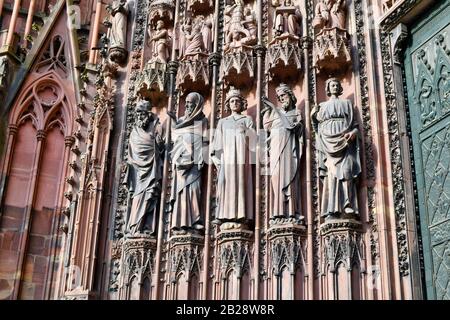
[170,105,208,229]
[127,117,164,234]
[263,107,303,219]
[110,1,128,49]
[315,97,361,217]
[212,114,255,221]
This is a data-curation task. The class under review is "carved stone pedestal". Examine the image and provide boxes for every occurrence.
[109,47,128,64]
[176,53,209,94]
[63,288,96,300]
[266,37,302,81]
[136,60,168,106]
[220,47,255,87]
[118,235,156,300]
[267,220,307,299]
[320,219,366,300]
[168,233,204,299]
[313,28,351,75]
[216,226,253,299]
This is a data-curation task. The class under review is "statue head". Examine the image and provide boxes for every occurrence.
[135,100,152,128]
[156,20,164,30]
[276,83,297,111]
[185,92,204,117]
[325,78,344,97]
[225,87,247,113]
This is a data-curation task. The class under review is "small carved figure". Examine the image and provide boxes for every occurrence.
[211,88,255,225]
[148,20,170,63]
[312,0,346,31]
[271,0,301,40]
[179,16,212,58]
[108,0,129,62]
[169,92,209,231]
[0,56,9,88]
[262,84,303,221]
[126,100,164,235]
[224,0,257,52]
[311,78,361,219]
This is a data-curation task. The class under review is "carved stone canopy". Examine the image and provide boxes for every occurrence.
[135,60,168,106]
[176,53,210,94]
[220,50,255,87]
[149,0,175,28]
[266,39,302,81]
[187,0,214,14]
[313,28,351,75]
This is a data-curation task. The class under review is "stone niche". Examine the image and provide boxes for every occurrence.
[187,0,214,15]
[148,0,175,29]
[135,60,168,107]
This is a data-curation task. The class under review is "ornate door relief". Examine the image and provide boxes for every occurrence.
[403,2,450,300]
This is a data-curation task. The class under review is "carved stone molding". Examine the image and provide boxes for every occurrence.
[313,28,351,75]
[219,238,252,279]
[220,49,255,87]
[169,245,203,281]
[391,23,409,65]
[175,54,210,94]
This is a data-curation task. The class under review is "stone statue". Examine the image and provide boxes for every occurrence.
[224,0,257,52]
[211,88,255,225]
[271,0,301,41]
[262,84,303,221]
[168,92,208,231]
[126,100,164,235]
[311,78,361,219]
[179,16,212,58]
[312,0,346,31]
[108,0,129,63]
[148,20,170,63]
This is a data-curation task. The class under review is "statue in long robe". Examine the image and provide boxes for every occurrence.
[262,84,303,221]
[211,88,255,224]
[312,0,346,31]
[168,92,208,231]
[311,78,361,219]
[126,100,164,235]
[109,0,129,62]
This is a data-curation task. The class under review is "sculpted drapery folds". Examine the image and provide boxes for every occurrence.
[311,78,361,219]
[271,0,302,41]
[179,15,213,58]
[224,0,257,52]
[109,0,129,62]
[126,100,165,236]
[211,88,255,225]
[169,92,208,231]
[262,84,303,221]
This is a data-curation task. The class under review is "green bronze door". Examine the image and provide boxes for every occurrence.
[404,1,450,300]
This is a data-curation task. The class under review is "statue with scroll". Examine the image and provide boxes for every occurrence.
[168,92,208,231]
[311,78,361,219]
[126,100,164,235]
[211,88,255,225]
[262,84,303,221]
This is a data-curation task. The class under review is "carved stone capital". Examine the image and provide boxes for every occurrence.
[253,45,267,57]
[167,60,179,74]
[36,130,47,141]
[8,124,18,136]
[208,52,222,67]
[65,134,75,146]
[320,218,363,236]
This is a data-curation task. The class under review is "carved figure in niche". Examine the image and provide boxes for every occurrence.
[108,0,129,62]
[311,78,361,219]
[179,16,212,58]
[211,88,255,226]
[168,92,208,231]
[271,0,301,41]
[262,84,303,221]
[312,0,346,31]
[224,0,257,52]
[126,100,164,235]
[148,20,170,63]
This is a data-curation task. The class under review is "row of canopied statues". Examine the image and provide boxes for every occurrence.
[125,78,361,236]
